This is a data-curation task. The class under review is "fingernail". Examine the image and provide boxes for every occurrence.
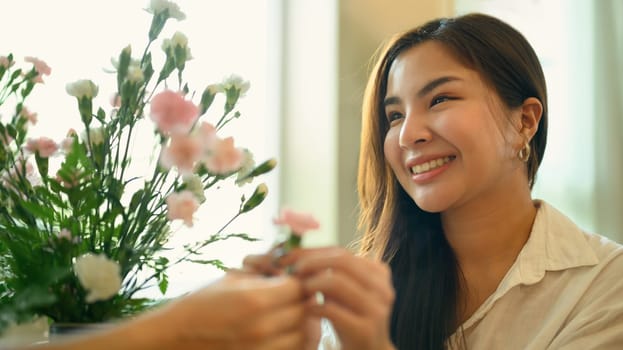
[271,247,286,267]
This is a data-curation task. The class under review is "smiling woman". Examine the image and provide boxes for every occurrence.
[0,0,279,299]
[262,11,623,350]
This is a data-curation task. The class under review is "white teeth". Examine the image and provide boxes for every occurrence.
[411,156,452,175]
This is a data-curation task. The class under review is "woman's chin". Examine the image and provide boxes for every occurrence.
[412,196,452,213]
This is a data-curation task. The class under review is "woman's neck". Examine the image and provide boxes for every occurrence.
[441,176,537,273]
[441,175,537,324]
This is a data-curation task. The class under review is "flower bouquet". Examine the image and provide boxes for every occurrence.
[0,0,275,332]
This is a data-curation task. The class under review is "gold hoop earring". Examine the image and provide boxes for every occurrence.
[518,141,531,162]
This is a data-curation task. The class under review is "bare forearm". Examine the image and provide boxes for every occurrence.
[13,313,171,350]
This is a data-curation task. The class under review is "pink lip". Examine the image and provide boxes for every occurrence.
[411,161,452,183]
[405,154,455,184]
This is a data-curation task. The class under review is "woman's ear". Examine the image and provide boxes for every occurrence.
[519,97,543,139]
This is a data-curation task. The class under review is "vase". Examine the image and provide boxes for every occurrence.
[48,322,112,341]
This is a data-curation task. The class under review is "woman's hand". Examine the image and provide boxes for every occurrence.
[280,247,396,350]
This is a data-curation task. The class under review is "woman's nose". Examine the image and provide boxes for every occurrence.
[398,113,432,149]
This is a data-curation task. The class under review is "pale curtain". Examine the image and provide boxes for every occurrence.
[594,0,623,242]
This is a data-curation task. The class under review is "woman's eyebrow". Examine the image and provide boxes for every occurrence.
[384,76,462,107]
[383,96,401,108]
[417,76,461,97]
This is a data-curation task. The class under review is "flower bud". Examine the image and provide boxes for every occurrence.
[241,183,268,213]
[238,158,277,183]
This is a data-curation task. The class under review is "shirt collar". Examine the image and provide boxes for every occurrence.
[460,200,599,331]
[512,199,599,286]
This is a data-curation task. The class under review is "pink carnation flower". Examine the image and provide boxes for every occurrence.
[24,56,51,83]
[60,136,74,153]
[197,122,217,147]
[159,133,203,175]
[110,93,122,108]
[0,55,13,68]
[273,208,320,236]
[150,90,199,134]
[202,136,243,175]
[25,137,58,158]
[20,106,38,125]
[61,128,78,152]
[166,190,200,227]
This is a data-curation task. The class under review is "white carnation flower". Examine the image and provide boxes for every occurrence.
[73,253,122,303]
[81,127,105,146]
[127,64,144,83]
[235,149,256,186]
[162,32,193,61]
[110,56,140,71]
[66,79,99,99]
[171,31,188,47]
[147,0,186,20]
[220,74,250,95]
[206,84,223,94]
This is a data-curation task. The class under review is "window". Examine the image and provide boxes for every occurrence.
[0,0,280,297]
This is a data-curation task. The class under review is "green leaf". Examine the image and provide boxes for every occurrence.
[222,233,259,242]
[10,69,21,81]
[128,189,145,214]
[158,273,168,295]
[188,259,227,271]
[17,200,54,222]
[34,152,49,178]
[5,123,17,139]
[13,286,57,311]
[95,107,106,123]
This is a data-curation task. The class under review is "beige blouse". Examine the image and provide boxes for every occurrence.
[319,201,623,349]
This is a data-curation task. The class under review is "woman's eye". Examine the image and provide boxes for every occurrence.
[430,95,453,107]
[386,111,404,123]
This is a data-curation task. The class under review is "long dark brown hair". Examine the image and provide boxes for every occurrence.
[357,13,548,349]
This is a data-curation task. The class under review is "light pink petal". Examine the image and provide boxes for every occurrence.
[273,208,320,236]
[166,190,200,227]
[159,134,202,174]
[150,90,199,134]
[203,136,243,174]
[25,137,58,158]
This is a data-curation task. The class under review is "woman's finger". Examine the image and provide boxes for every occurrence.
[306,298,363,340]
[241,254,280,276]
[303,316,322,350]
[300,268,373,315]
[286,247,394,303]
